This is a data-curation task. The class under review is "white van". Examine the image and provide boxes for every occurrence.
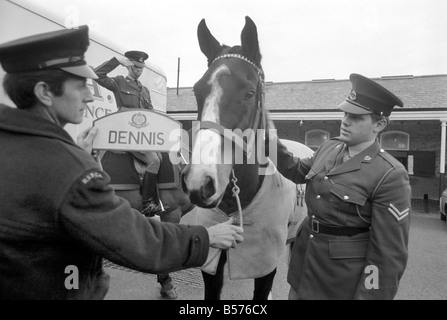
[0,0,167,140]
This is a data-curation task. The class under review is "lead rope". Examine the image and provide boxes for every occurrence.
[231,169,244,231]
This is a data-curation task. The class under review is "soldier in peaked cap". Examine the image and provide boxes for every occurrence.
[125,50,149,68]
[0,26,244,300]
[267,73,411,300]
[95,49,152,110]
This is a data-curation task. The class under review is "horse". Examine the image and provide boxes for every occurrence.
[179,16,311,300]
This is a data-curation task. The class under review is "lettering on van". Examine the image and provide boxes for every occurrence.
[83,80,115,121]
[88,79,106,101]
[84,104,114,120]
[108,131,165,146]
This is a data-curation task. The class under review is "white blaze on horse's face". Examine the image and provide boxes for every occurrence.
[202,64,227,124]
[186,64,233,206]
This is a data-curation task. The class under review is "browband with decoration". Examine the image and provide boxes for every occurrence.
[211,54,264,79]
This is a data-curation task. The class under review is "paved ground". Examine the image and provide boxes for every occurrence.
[394,211,447,300]
[104,208,447,300]
[104,246,292,300]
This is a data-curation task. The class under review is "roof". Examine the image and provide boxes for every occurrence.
[167,74,447,113]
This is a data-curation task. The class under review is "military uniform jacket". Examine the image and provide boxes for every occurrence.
[94,57,153,110]
[275,137,411,300]
[0,104,208,300]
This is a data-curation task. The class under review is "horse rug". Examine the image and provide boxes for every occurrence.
[180,160,307,280]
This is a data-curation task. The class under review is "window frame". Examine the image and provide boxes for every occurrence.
[380,131,410,151]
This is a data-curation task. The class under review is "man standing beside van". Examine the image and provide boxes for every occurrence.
[95,51,163,218]
[95,52,176,298]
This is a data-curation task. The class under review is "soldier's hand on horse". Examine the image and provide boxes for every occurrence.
[207,218,244,250]
[77,126,98,155]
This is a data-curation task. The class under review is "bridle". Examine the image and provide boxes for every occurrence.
[193,54,266,229]
[197,53,266,159]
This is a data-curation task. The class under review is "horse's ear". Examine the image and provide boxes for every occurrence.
[197,19,221,65]
[241,16,261,66]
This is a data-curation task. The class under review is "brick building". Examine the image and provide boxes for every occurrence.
[166,74,447,201]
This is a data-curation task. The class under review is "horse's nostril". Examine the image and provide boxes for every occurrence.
[202,175,216,199]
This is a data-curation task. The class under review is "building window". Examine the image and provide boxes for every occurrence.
[380,131,410,151]
[305,129,330,149]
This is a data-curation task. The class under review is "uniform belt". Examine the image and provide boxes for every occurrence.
[311,218,369,236]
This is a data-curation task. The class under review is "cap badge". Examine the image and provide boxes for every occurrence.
[130,112,149,129]
[348,89,357,101]
[139,58,143,62]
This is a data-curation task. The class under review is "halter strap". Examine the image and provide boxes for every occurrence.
[197,53,266,158]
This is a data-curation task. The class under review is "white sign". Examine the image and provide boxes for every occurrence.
[92,110,182,152]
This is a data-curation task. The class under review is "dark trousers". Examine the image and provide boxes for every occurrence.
[201,251,277,300]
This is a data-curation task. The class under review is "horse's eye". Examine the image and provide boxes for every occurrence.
[245,91,256,99]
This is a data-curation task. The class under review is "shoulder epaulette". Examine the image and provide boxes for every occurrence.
[377,149,401,169]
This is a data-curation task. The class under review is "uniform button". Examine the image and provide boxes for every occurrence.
[311,215,315,219]
[305,175,309,179]
[324,176,328,181]
[310,234,314,239]
[380,149,384,153]
[316,195,321,199]
[343,195,349,200]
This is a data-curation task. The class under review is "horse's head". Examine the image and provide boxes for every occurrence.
[181,16,266,208]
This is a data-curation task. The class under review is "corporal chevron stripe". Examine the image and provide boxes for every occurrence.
[388,203,410,221]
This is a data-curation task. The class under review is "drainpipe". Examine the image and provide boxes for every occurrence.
[440,120,447,197]
[176,57,180,95]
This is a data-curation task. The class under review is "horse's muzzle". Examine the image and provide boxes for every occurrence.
[181,165,222,208]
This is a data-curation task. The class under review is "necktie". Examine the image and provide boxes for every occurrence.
[334,144,347,168]
[342,149,352,163]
